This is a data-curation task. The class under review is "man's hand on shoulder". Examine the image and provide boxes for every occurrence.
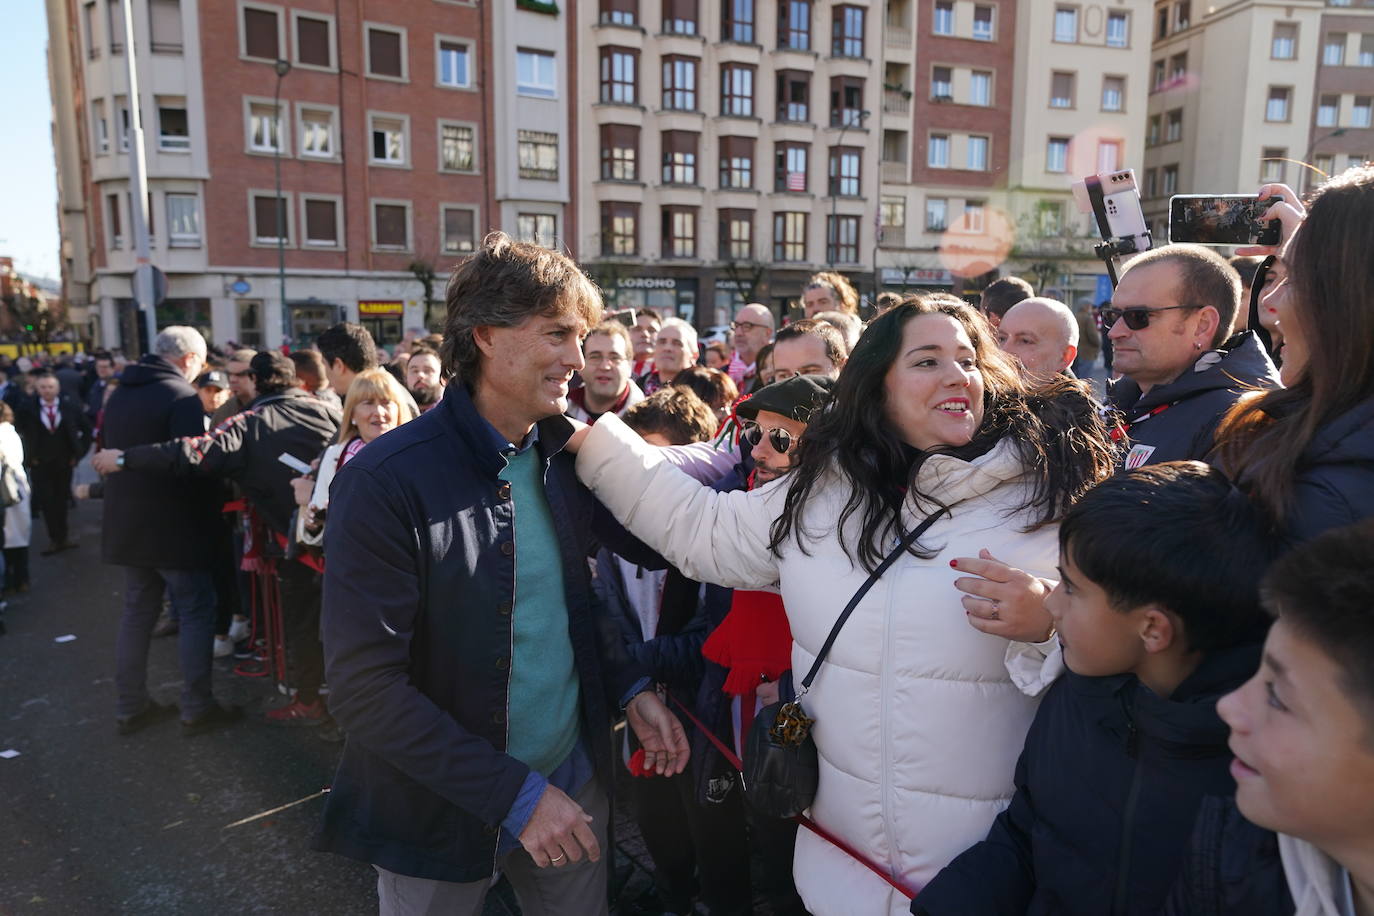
[626,691,690,776]
[517,784,599,868]
[564,417,590,455]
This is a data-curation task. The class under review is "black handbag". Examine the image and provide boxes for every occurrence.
[742,510,944,819]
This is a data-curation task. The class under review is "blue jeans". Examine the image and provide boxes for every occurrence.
[116,566,217,719]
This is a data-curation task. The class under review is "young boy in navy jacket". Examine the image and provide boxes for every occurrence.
[914,461,1275,916]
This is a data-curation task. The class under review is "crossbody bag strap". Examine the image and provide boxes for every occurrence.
[798,509,946,693]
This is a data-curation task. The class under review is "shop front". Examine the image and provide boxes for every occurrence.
[601,275,699,326]
[357,300,404,350]
[286,300,343,348]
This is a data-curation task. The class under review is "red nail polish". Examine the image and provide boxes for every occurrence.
[949,559,958,568]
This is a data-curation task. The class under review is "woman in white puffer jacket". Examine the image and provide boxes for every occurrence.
[572,295,1117,916]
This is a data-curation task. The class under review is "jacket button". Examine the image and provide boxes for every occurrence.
[495,656,509,670]
[491,709,506,724]
[496,600,512,616]
[500,541,514,557]
[497,483,511,501]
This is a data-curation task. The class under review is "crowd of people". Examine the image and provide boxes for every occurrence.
[10,164,1367,916]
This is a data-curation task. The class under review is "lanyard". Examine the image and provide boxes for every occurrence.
[1110,401,1175,442]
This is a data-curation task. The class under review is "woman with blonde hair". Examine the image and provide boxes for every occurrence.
[293,368,412,547]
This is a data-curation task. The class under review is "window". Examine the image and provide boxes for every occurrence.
[829,146,860,196]
[1147,115,1160,146]
[931,66,952,101]
[1145,168,1158,199]
[442,206,477,255]
[777,71,809,121]
[440,123,475,172]
[600,0,637,25]
[832,5,864,57]
[1354,96,1374,128]
[366,25,405,80]
[928,133,950,168]
[970,70,991,106]
[237,301,263,348]
[166,193,200,246]
[663,0,698,35]
[1046,136,1069,172]
[601,202,638,256]
[242,5,280,60]
[150,0,183,53]
[882,128,907,164]
[1096,139,1121,172]
[1037,200,1062,233]
[517,49,557,97]
[662,206,697,258]
[601,47,638,103]
[438,40,471,88]
[1314,154,1335,178]
[1261,149,1286,183]
[925,197,947,231]
[967,135,989,171]
[295,14,333,68]
[372,201,410,250]
[662,56,698,110]
[779,0,810,49]
[252,192,289,244]
[933,1,953,36]
[721,63,755,116]
[600,123,639,180]
[880,196,905,228]
[1167,109,1183,142]
[1152,59,1165,90]
[775,141,808,191]
[108,0,125,53]
[1324,33,1346,67]
[1317,94,1340,128]
[518,129,559,180]
[118,99,131,151]
[1054,7,1077,43]
[107,193,123,247]
[1349,154,1369,169]
[303,197,340,247]
[773,212,806,261]
[1266,86,1291,122]
[1361,34,1374,67]
[158,102,189,151]
[1106,10,1129,47]
[724,0,754,42]
[1101,76,1124,112]
[719,135,754,188]
[1272,22,1296,60]
[827,215,859,263]
[1050,71,1075,108]
[1175,1,1190,30]
[370,115,407,166]
[300,107,336,158]
[518,213,557,247]
[1169,52,1187,82]
[719,209,752,260]
[829,75,864,126]
[1163,165,1178,196]
[93,99,109,154]
[84,1,99,60]
[661,130,699,184]
[964,200,985,232]
[248,101,284,153]
[973,5,994,40]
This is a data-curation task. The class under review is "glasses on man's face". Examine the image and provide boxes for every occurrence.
[583,352,626,366]
[740,420,794,454]
[731,319,768,333]
[1100,304,1202,332]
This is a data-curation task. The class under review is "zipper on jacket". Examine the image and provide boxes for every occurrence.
[1112,696,1143,916]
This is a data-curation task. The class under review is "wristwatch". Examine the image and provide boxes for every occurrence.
[115,453,126,469]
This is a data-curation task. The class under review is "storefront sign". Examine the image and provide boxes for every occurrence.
[617,277,678,291]
[358,300,404,316]
[880,268,954,286]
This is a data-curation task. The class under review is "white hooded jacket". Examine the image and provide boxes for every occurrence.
[577,415,1062,916]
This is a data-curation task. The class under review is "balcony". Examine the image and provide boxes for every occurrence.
[884,88,911,115]
[882,160,909,183]
[885,26,913,50]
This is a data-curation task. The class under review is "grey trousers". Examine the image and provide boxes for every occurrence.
[376,778,609,916]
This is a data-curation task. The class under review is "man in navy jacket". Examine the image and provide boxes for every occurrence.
[315,233,688,915]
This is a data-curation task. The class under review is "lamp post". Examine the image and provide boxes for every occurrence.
[273,58,292,343]
[829,109,870,269]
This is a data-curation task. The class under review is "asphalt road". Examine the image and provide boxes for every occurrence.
[0,497,662,916]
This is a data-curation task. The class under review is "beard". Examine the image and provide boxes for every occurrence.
[410,383,441,406]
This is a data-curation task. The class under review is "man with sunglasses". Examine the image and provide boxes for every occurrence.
[1105,244,1279,469]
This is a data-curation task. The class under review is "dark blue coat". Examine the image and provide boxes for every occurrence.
[314,384,648,883]
[1280,397,1374,546]
[913,644,1260,916]
[1160,796,1291,916]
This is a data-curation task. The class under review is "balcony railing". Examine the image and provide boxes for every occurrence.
[882,160,909,183]
[884,89,911,115]
[885,26,913,49]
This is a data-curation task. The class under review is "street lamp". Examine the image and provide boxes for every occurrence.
[273,58,292,343]
[830,109,871,269]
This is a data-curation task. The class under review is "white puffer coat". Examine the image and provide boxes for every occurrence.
[578,415,1062,916]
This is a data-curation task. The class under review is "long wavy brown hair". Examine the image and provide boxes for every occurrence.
[1214,165,1374,525]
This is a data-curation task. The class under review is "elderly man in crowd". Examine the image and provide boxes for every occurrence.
[726,303,775,393]
[997,297,1080,383]
[640,317,698,396]
[567,321,644,424]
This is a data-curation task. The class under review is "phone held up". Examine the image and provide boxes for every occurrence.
[1168,195,1281,247]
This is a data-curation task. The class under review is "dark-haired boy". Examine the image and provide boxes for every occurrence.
[914,461,1274,916]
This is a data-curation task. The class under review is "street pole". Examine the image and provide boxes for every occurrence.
[120,0,156,353]
[273,59,292,345]
[829,109,869,269]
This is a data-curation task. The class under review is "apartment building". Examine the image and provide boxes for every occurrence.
[571,0,883,325]
[1141,0,1374,236]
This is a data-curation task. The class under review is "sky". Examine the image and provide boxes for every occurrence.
[0,2,62,284]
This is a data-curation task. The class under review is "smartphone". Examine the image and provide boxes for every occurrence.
[1071,169,1152,253]
[608,308,637,328]
[1168,195,1281,246]
[277,452,313,476]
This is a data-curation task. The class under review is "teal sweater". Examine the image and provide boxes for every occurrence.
[502,447,582,777]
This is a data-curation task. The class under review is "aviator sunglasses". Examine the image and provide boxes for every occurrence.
[740,420,795,454]
[1100,303,1202,331]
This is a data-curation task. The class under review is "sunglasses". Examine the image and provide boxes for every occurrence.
[1100,304,1202,331]
[740,420,794,454]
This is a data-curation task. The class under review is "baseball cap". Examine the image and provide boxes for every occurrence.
[196,369,228,390]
